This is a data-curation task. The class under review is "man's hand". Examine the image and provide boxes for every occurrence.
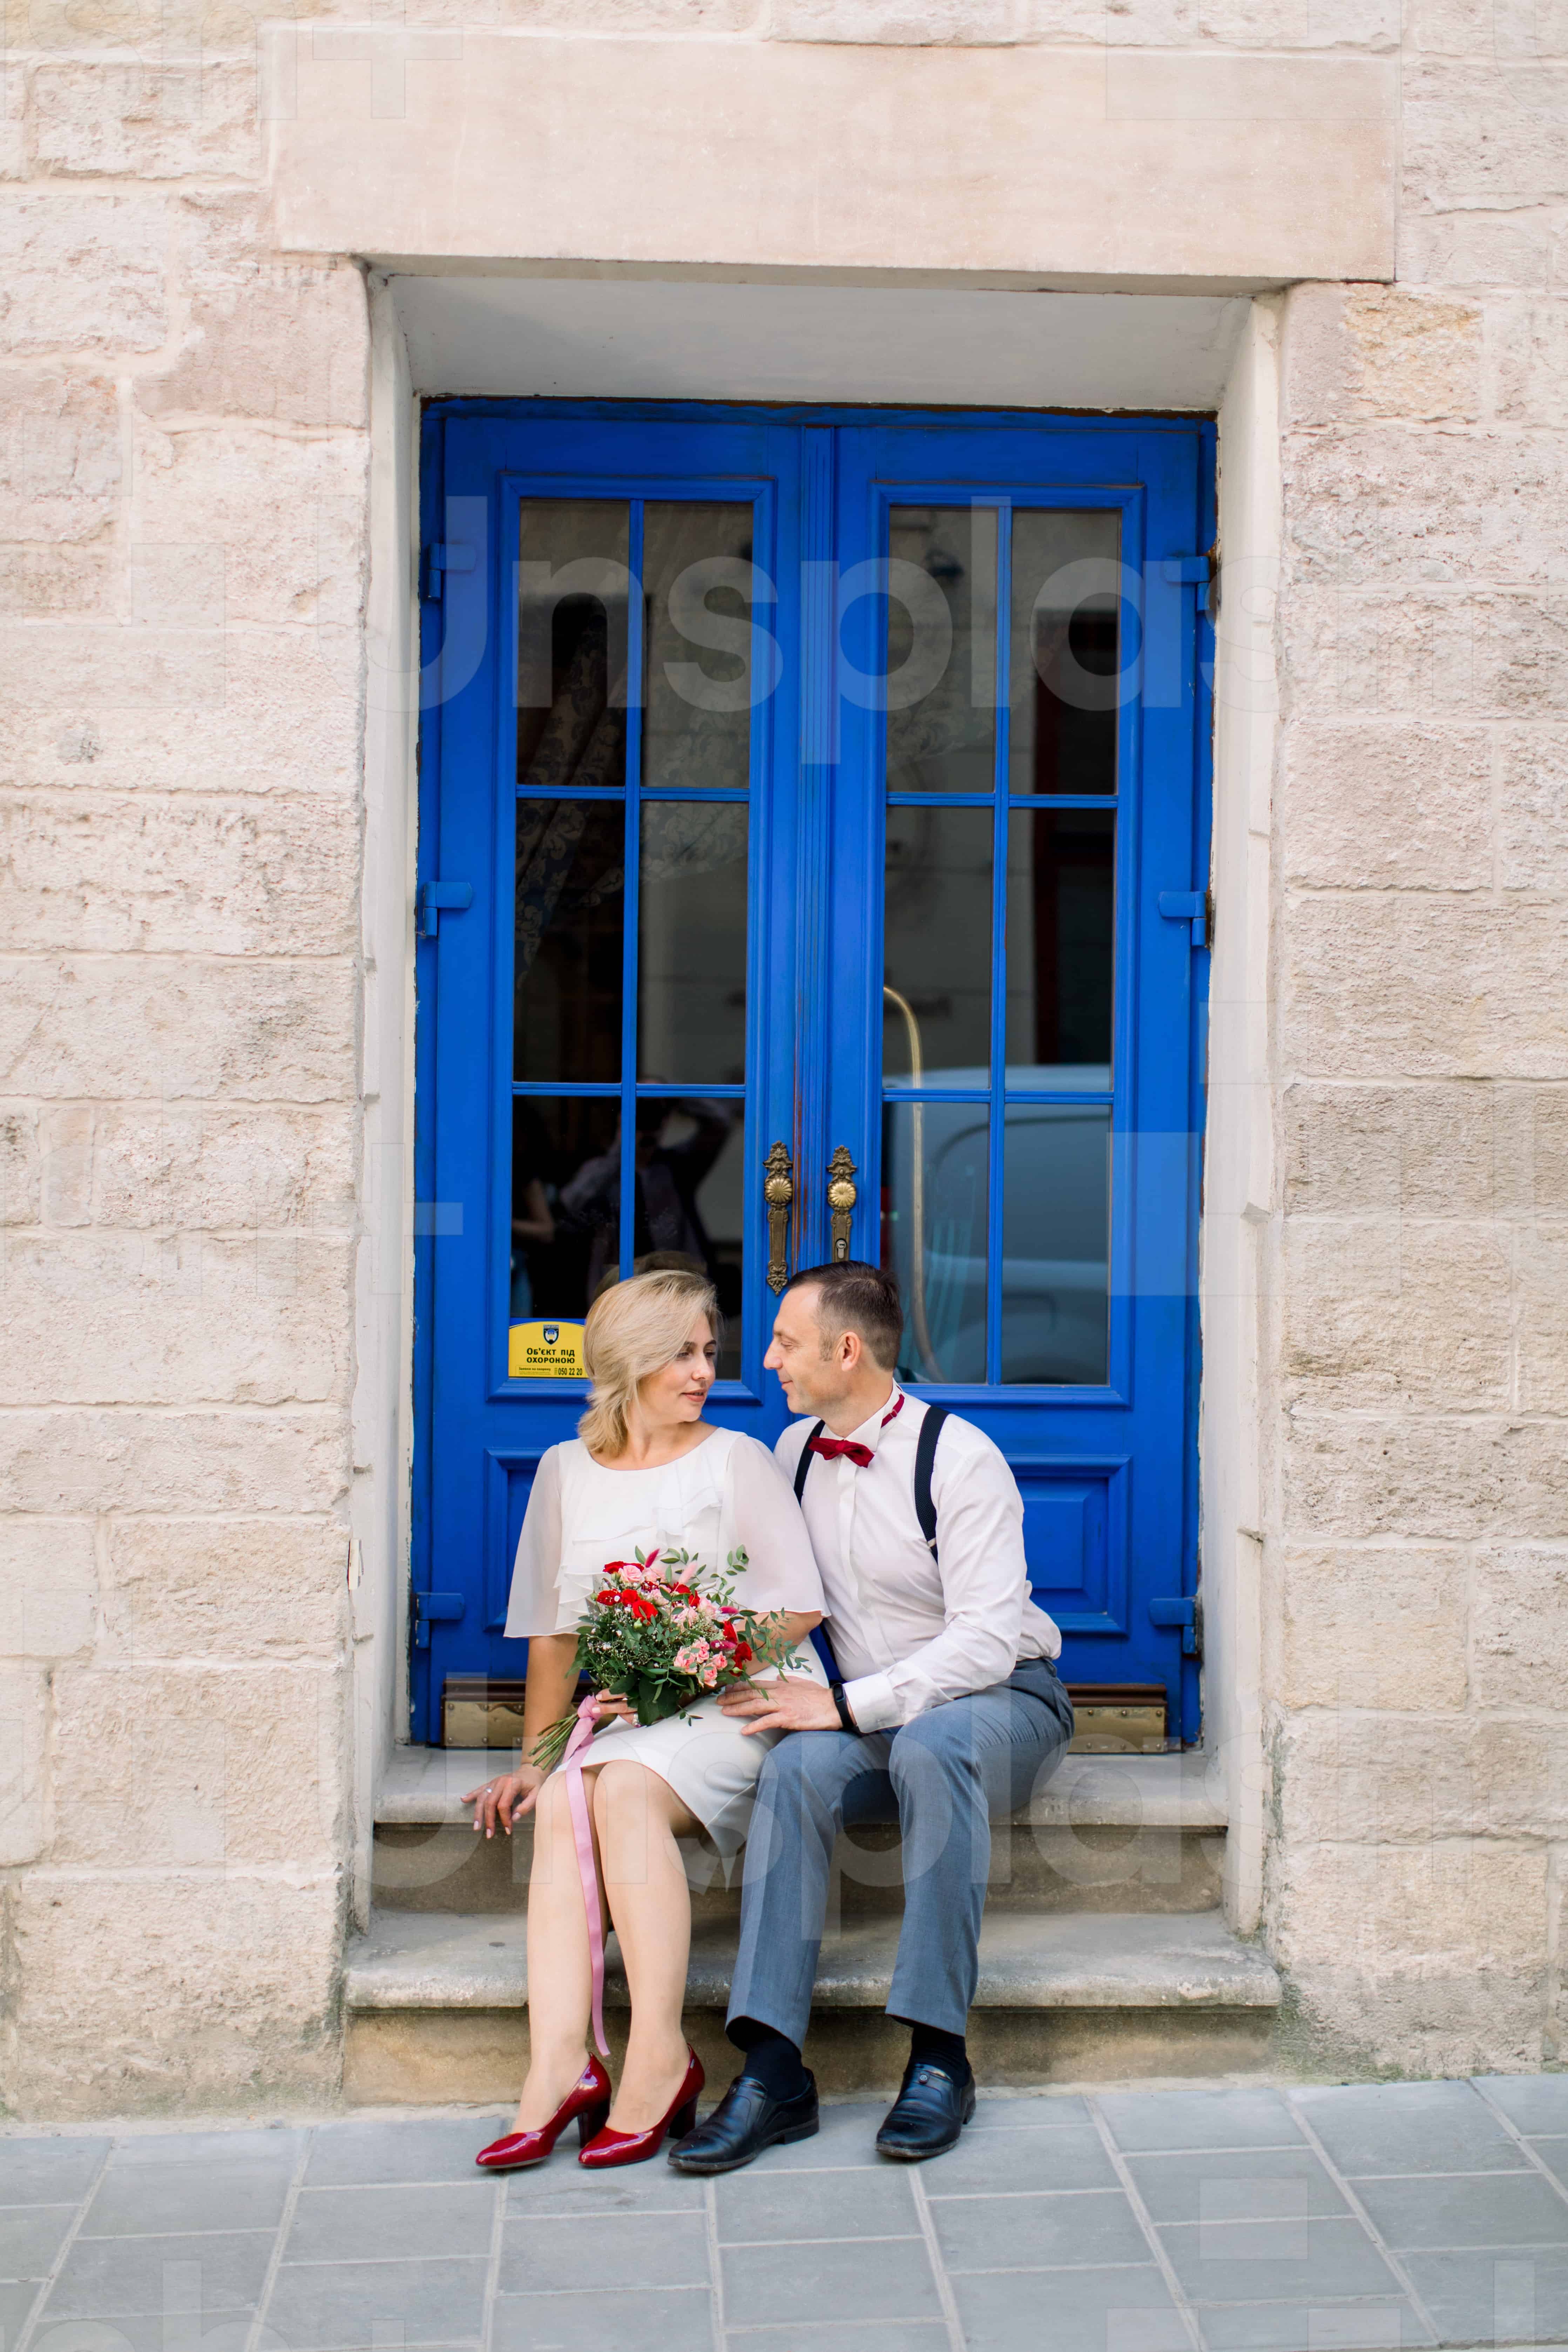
[718,1674,843,1736]
[465,1763,545,1838]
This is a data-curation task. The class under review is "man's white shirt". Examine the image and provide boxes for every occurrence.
[774,1388,1062,1732]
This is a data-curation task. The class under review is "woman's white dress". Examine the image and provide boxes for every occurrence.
[503,1426,827,1858]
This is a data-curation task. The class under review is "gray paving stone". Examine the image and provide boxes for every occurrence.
[1291,2082,1528,2179]
[264,2257,489,2348]
[107,2133,303,2172]
[922,2115,1121,2194]
[1404,2245,1568,2344]
[1474,2077,1568,2137]
[714,2164,918,2244]
[721,2233,942,2328]
[1099,2089,1307,2155]
[83,2164,293,2240]
[723,2329,948,2352]
[302,2120,508,2189]
[503,2164,704,2219]
[284,2184,493,2267]
[950,2262,1188,2352]
[930,2184,1153,2273]
[1528,2140,1568,2195]
[498,2212,709,2295]
[43,2233,276,2320]
[25,2308,260,2352]
[0,2280,40,2344]
[715,2102,881,2172]
[970,2094,1095,2132]
[1352,2167,1568,2252]
[1194,2299,1433,2351]
[491,2288,710,2352]
[0,2141,108,2205]
[0,2205,79,2282]
[1128,2149,1352,2226]
[1157,2217,1403,2303]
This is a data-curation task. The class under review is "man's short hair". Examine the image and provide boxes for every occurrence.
[784,1261,904,1374]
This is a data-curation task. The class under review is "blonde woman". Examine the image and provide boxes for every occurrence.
[467,1268,825,2173]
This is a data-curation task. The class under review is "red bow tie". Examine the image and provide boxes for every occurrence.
[809,1434,874,1468]
[807,1392,904,1470]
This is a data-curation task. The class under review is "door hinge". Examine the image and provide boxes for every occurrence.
[420,542,477,601]
[1158,889,1209,949]
[413,1590,465,1649]
[416,880,474,938]
[1148,1594,1202,1660]
[1158,551,1218,621]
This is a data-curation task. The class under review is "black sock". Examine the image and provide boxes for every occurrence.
[728,2016,810,2101]
[909,2022,971,2084]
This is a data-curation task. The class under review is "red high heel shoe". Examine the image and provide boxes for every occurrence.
[577,2047,705,2169]
[475,2056,612,2172]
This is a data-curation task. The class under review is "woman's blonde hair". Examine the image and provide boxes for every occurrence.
[578,1267,719,1458]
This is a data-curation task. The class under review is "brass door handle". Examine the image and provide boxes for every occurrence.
[764,1140,794,1293]
[826,1145,858,1263]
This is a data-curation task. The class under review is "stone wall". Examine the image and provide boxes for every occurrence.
[1265,12,1568,2075]
[0,48,370,2113]
[1,0,1564,2113]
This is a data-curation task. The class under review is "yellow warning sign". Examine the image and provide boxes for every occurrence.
[508,1319,587,1379]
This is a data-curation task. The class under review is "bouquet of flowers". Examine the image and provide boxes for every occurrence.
[529,1546,801,1772]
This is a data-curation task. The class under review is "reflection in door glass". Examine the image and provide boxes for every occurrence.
[1008,511,1121,796]
[514,800,624,1083]
[639,802,748,1084]
[642,503,757,791]
[511,1096,621,1322]
[516,501,630,784]
[1005,809,1115,1087]
[1001,1104,1109,1384]
[884,805,993,1087]
[880,1101,987,1384]
[885,507,997,793]
[512,1096,743,1373]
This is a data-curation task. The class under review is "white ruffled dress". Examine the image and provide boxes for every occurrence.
[503,1426,827,1858]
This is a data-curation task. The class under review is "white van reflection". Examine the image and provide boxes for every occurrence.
[881,1068,1110,1386]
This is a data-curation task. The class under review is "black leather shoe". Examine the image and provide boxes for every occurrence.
[875,2061,977,2162]
[667,2071,819,2174]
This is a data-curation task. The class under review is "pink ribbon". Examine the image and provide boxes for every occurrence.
[559,1693,610,2059]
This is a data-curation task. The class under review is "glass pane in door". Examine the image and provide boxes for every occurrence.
[883,805,993,1087]
[878,502,1120,1386]
[885,506,998,792]
[1005,808,1115,1087]
[1008,511,1121,796]
[511,495,754,1378]
[881,1100,988,1384]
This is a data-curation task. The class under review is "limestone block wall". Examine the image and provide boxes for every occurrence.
[1,0,1565,2114]
[0,48,370,2114]
[1266,0,1568,2069]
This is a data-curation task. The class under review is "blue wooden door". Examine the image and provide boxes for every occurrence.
[414,403,1212,1742]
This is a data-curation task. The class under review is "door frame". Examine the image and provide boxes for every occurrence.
[411,397,1215,1745]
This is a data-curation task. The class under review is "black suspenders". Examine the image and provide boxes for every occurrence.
[792,1404,950,1563]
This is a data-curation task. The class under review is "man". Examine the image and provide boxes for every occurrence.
[669,1261,1074,2172]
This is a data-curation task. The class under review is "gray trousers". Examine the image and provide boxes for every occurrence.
[726,1660,1075,2042]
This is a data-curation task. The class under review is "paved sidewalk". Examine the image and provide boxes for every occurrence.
[6,2077,1568,2352]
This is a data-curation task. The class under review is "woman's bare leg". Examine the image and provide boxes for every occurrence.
[592,1760,700,2130]
[513,1766,609,2129]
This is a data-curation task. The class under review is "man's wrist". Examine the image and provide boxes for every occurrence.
[829,1679,860,1734]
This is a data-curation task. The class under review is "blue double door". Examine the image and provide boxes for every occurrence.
[414,402,1213,1743]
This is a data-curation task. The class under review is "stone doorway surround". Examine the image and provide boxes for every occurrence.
[321,14,1395,2018]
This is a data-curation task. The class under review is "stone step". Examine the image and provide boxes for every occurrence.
[376,1744,1230,1829]
[371,1745,1229,1919]
[342,1904,1279,2102]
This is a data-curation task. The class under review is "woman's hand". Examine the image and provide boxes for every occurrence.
[465,1764,545,1838]
[592,1690,638,1725]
